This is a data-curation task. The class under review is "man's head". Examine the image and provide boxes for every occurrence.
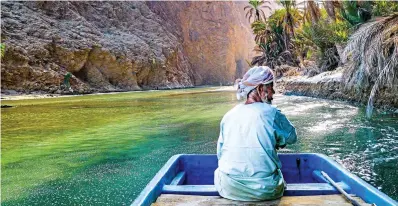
[235,66,275,103]
[247,83,275,104]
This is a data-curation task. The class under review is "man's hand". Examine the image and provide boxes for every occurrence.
[276,144,286,150]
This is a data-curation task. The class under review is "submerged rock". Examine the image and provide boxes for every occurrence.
[1,105,13,108]
[2,90,19,95]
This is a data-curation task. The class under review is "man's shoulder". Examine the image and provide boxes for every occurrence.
[223,103,278,117]
[255,103,279,112]
[251,104,278,121]
[222,104,243,120]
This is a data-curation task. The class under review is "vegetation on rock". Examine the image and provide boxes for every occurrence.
[246,0,398,115]
[0,43,5,58]
[251,1,302,68]
[343,14,398,118]
[244,0,272,23]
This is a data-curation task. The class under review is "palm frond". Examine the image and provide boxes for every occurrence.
[260,10,268,22]
[261,5,272,11]
[247,12,254,23]
[307,0,320,23]
[246,9,253,19]
[324,1,340,21]
[343,14,398,118]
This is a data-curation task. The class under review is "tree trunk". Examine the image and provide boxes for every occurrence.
[256,10,260,21]
[324,1,336,21]
[335,43,346,64]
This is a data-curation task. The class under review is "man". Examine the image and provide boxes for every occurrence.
[214,66,297,201]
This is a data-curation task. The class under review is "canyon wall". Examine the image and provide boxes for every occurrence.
[1,1,255,94]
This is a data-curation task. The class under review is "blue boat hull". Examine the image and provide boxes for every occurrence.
[132,153,397,206]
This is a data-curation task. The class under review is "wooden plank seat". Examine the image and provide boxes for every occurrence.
[162,182,351,196]
[152,194,370,206]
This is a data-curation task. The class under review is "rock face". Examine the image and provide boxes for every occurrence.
[1,1,255,93]
[280,67,398,109]
[280,69,344,99]
[148,1,255,85]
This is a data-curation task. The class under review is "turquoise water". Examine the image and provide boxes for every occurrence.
[1,87,397,205]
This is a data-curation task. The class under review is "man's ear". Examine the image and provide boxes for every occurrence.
[266,85,273,93]
[258,85,265,93]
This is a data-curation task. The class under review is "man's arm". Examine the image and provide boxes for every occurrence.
[217,122,224,160]
[274,110,297,148]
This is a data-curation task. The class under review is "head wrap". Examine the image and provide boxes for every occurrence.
[235,66,274,100]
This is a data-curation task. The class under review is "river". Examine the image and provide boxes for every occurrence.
[1,87,397,205]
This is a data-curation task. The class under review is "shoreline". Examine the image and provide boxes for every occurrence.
[2,82,397,114]
[0,85,236,101]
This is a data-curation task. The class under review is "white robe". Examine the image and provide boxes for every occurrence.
[215,102,297,201]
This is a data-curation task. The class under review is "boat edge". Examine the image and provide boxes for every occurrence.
[131,153,398,206]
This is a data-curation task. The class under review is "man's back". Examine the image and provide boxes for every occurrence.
[215,102,297,201]
[218,102,279,177]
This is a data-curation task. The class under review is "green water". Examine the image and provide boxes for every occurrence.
[1,87,397,205]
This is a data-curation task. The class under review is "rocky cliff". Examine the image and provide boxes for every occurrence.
[1,1,255,94]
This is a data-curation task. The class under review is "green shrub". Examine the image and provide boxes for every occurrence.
[64,72,72,88]
[0,43,5,58]
[371,1,398,17]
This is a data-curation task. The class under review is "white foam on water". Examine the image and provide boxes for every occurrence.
[282,102,329,116]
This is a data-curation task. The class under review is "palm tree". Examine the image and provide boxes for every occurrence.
[342,14,398,118]
[302,0,321,24]
[278,0,299,38]
[244,0,272,23]
[251,20,268,44]
[323,1,342,21]
[250,3,302,68]
[251,20,296,69]
[340,1,372,26]
[268,6,302,54]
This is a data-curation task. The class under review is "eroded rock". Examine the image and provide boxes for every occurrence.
[1,1,255,94]
[280,67,398,109]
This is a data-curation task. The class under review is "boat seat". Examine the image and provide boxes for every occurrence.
[162,182,351,196]
[153,194,371,206]
[163,185,218,196]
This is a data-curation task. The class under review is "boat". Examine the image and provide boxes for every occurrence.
[132,153,397,206]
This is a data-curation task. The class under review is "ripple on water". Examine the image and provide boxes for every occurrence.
[276,95,398,200]
[2,90,398,204]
